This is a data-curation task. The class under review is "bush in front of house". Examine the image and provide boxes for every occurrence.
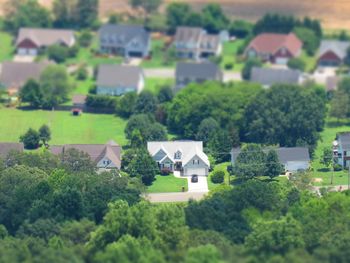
[76,66,88,80]
[334,164,343,172]
[211,170,225,184]
[224,63,234,70]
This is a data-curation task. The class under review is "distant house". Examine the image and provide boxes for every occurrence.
[147,141,210,176]
[173,27,222,60]
[0,142,24,159]
[333,132,350,168]
[175,62,223,90]
[96,65,144,96]
[318,40,350,67]
[245,32,303,65]
[98,24,151,58]
[250,67,302,88]
[16,28,75,56]
[50,140,121,170]
[231,147,310,173]
[0,61,52,94]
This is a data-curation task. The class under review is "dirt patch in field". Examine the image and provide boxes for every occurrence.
[313,178,324,183]
[99,0,350,30]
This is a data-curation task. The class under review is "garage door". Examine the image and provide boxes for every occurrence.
[17,48,27,55]
[185,168,207,176]
[275,57,288,65]
[28,49,38,56]
[128,51,143,58]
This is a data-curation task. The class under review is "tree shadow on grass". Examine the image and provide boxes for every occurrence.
[317,168,331,172]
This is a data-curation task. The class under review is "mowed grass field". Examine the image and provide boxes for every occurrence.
[0,108,128,146]
[147,174,188,193]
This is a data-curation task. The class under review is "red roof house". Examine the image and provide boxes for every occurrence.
[245,33,303,65]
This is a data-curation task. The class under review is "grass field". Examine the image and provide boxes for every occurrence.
[221,40,245,72]
[147,174,188,193]
[145,78,174,93]
[300,51,318,73]
[0,31,14,62]
[312,118,350,186]
[0,108,128,145]
[141,39,176,68]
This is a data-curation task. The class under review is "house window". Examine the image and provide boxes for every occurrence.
[192,159,200,165]
[174,151,182,160]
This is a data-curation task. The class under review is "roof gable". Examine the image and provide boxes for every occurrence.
[97,65,143,88]
[16,28,75,47]
[319,40,350,60]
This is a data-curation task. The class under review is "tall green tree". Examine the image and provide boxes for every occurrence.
[19,79,42,108]
[20,128,40,150]
[39,125,51,146]
[321,147,333,169]
[76,0,98,28]
[166,3,192,34]
[201,4,229,33]
[265,149,284,179]
[134,91,158,114]
[234,144,267,180]
[330,90,350,120]
[129,0,162,15]
[40,65,72,108]
[128,149,158,185]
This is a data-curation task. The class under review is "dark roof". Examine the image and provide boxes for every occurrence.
[0,61,52,91]
[16,28,75,47]
[319,40,350,59]
[251,67,301,86]
[231,147,310,164]
[98,24,149,47]
[0,142,24,158]
[176,62,222,80]
[97,65,143,89]
[174,27,203,44]
[50,140,121,169]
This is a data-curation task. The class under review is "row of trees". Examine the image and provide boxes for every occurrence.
[4,0,99,33]
[19,125,51,149]
[2,148,350,263]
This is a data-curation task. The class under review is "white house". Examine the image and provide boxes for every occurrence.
[147,141,210,176]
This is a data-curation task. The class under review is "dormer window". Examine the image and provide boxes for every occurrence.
[192,159,200,165]
[174,150,182,160]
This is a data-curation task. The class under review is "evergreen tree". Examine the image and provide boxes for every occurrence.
[265,150,284,179]
[20,128,40,149]
[39,125,51,146]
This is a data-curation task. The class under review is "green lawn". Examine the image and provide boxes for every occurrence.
[141,39,176,68]
[221,40,245,72]
[147,174,188,193]
[0,31,14,62]
[312,118,350,186]
[0,108,127,145]
[74,77,95,95]
[300,51,318,73]
[207,162,233,191]
[145,78,174,93]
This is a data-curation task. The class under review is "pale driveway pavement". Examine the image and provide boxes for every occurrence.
[187,176,209,193]
[311,67,337,85]
[144,68,242,82]
[144,192,208,203]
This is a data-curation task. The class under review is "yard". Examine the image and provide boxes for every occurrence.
[0,31,14,62]
[0,108,128,145]
[147,174,188,193]
[300,51,318,73]
[145,78,174,93]
[312,118,350,186]
[141,39,176,68]
[207,162,233,191]
[220,40,245,72]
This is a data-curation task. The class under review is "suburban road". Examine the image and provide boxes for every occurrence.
[143,192,208,203]
[144,68,242,82]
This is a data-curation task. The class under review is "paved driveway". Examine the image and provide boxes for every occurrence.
[144,192,208,203]
[187,176,209,192]
[312,67,337,85]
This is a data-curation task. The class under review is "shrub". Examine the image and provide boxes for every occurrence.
[78,30,93,47]
[211,170,225,184]
[76,66,88,80]
[47,45,68,63]
[287,58,306,71]
[67,45,80,58]
[334,164,343,171]
[20,128,40,150]
[224,63,234,70]
[86,94,118,109]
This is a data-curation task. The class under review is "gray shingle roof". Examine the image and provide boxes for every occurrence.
[97,65,143,89]
[231,147,310,164]
[98,24,150,47]
[0,142,24,158]
[174,27,203,44]
[176,62,222,81]
[50,140,121,169]
[251,67,301,86]
[319,40,350,60]
[337,132,350,148]
[0,61,52,91]
[16,28,75,47]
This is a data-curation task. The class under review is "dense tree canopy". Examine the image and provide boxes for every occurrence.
[167,82,262,138]
[242,84,326,150]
